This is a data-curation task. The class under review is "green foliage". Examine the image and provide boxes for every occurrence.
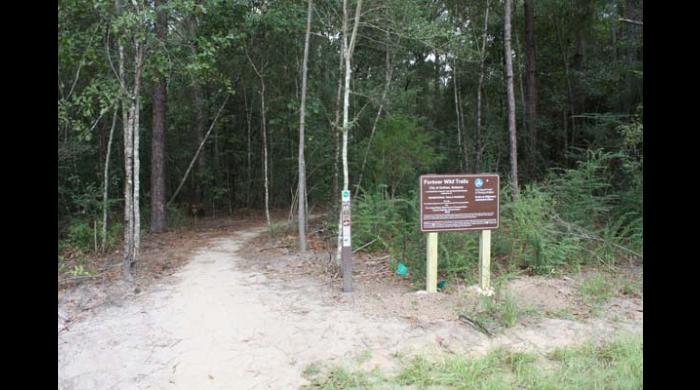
[496,185,582,274]
[364,115,444,197]
[353,144,642,281]
[547,149,618,229]
[351,187,415,253]
[65,221,95,252]
[68,264,95,277]
[63,219,122,253]
[58,0,642,271]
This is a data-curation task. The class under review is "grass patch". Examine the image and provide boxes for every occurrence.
[580,272,617,306]
[459,276,538,333]
[304,334,642,389]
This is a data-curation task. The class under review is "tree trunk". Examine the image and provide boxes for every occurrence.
[117,0,133,280]
[261,78,271,227]
[298,0,313,252]
[101,108,118,251]
[192,81,206,206]
[336,0,363,265]
[504,0,519,200]
[524,0,537,162]
[243,85,253,208]
[475,0,490,173]
[246,52,271,227]
[452,60,462,171]
[331,42,344,209]
[355,33,392,197]
[150,0,167,232]
[132,45,143,265]
[553,15,577,147]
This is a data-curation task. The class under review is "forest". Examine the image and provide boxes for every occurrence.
[58,0,642,283]
[58,1,643,387]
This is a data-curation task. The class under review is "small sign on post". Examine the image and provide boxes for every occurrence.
[341,190,352,292]
[419,174,499,295]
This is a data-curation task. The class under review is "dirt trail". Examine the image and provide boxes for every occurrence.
[58,226,641,390]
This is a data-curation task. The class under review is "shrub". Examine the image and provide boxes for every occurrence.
[62,219,122,254]
[497,184,583,274]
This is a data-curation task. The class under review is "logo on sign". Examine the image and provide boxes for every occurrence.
[342,190,350,202]
[475,178,484,188]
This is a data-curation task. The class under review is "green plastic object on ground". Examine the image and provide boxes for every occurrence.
[396,262,408,276]
[437,280,446,290]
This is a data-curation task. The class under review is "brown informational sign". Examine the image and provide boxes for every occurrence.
[420,174,499,232]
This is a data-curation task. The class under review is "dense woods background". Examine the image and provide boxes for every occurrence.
[58,0,643,279]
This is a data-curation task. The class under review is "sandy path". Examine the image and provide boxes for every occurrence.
[58,226,642,390]
[58,228,427,389]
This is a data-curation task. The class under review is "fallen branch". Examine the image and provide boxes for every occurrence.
[458,314,492,337]
[353,238,378,253]
[551,215,643,260]
[619,17,642,26]
[167,95,231,207]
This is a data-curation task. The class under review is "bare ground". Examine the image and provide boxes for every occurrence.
[58,217,642,389]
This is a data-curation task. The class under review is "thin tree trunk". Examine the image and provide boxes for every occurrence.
[297,0,313,252]
[117,0,133,280]
[102,108,118,251]
[261,79,271,227]
[458,76,468,172]
[355,35,392,197]
[331,35,344,208]
[336,0,363,265]
[192,82,206,205]
[524,0,537,162]
[475,0,490,173]
[246,51,271,227]
[553,17,577,147]
[504,0,519,200]
[342,0,362,192]
[452,59,462,171]
[132,43,144,268]
[515,30,527,144]
[243,85,253,208]
[150,0,167,233]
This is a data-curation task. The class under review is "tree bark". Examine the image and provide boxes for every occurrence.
[452,59,462,171]
[504,0,519,200]
[355,33,392,197]
[117,0,133,280]
[243,85,253,208]
[475,0,490,173]
[150,0,167,232]
[298,0,313,252]
[102,107,118,251]
[553,15,577,147]
[261,79,270,227]
[192,81,206,205]
[524,0,537,161]
[331,38,344,209]
[336,0,363,265]
[246,51,271,227]
[132,44,143,265]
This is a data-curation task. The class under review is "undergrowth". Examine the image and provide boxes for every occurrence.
[346,149,642,284]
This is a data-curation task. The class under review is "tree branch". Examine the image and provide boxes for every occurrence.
[167,95,231,206]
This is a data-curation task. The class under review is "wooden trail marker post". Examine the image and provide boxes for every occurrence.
[341,190,353,292]
[420,174,500,295]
